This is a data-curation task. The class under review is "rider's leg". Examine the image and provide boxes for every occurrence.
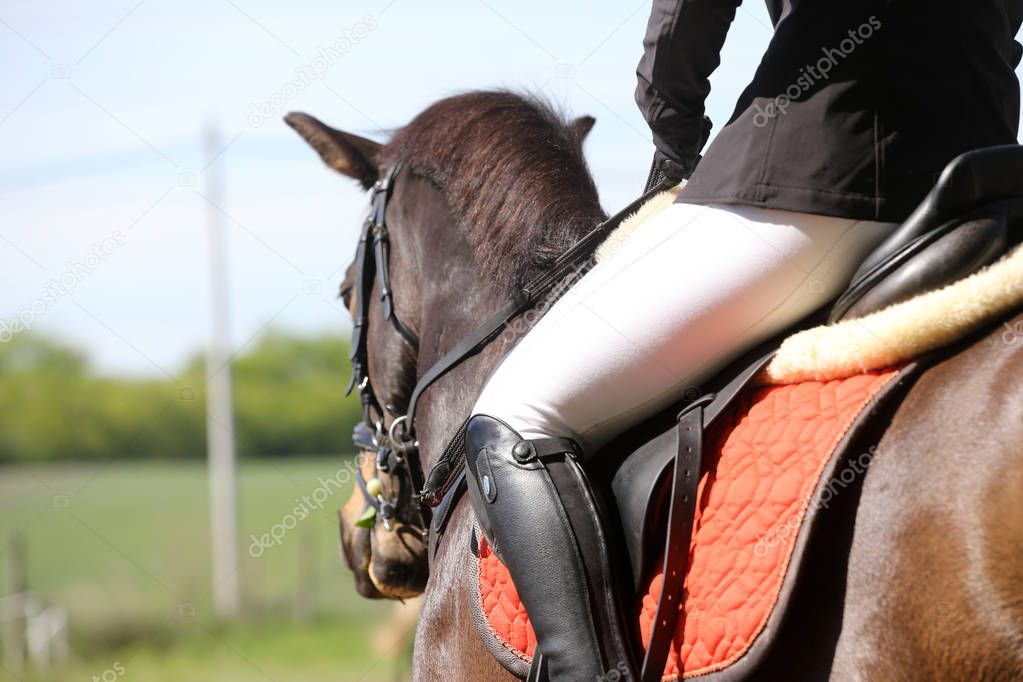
[474,202,894,450]
[465,201,895,680]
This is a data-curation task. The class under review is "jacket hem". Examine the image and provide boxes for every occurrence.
[677,181,912,223]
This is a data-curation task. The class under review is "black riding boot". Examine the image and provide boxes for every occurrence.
[464,414,637,682]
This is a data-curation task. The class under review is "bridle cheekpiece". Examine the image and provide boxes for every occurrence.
[347,163,429,534]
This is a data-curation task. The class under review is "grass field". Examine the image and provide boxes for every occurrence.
[0,458,408,682]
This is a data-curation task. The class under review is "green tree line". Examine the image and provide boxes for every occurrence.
[0,331,362,461]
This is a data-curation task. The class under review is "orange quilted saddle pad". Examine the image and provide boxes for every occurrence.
[475,369,900,680]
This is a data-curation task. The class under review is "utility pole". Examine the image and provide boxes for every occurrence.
[203,122,241,619]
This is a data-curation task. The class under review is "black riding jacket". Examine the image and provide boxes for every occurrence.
[636,0,1023,221]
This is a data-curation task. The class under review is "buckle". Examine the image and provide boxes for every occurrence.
[677,393,715,421]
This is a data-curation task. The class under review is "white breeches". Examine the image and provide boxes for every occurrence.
[472,201,895,453]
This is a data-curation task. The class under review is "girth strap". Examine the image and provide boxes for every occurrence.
[640,350,775,681]
[526,653,548,682]
[641,402,705,682]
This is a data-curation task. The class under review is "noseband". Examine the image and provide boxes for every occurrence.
[346,162,674,539]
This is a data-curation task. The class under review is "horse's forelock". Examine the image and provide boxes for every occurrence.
[377,90,606,295]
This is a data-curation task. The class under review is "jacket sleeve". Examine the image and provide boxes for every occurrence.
[635,0,742,163]
[1011,0,1023,67]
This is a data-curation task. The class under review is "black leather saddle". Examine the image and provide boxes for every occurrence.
[609,144,1023,681]
[830,144,1023,321]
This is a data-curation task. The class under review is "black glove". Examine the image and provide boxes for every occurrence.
[643,115,713,192]
[643,151,695,192]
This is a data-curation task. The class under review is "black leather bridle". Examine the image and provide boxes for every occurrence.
[347,163,429,534]
[346,162,674,537]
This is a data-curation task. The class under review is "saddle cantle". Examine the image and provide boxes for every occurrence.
[831,144,1023,321]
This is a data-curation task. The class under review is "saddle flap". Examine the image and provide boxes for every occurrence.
[611,427,677,590]
[610,351,775,591]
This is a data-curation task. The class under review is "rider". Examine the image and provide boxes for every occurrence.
[464,0,1023,679]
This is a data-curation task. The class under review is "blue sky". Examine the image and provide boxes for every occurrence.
[0,1,1017,375]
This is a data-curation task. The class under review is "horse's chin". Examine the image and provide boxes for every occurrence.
[339,507,429,601]
[338,449,430,599]
[369,569,425,600]
[366,522,429,599]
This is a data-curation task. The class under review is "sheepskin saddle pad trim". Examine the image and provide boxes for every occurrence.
[470,366,909,680]
[765,242,1023,383]
[595,187,1023,384]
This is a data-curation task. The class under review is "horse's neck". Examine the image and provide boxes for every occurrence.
[412,221,508,452]
[410,227,604,472]
[409,238,521,678]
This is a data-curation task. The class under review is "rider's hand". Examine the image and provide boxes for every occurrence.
[643,116,712,192]
[644,151,696,192]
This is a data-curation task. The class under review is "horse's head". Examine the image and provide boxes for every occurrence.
[285,94,601,601]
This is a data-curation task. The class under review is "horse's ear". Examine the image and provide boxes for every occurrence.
[285,112,381,189]
[569,115,596,144]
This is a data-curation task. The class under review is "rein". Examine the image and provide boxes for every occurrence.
[347,163,674,534]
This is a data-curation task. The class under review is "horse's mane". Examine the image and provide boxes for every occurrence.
[377,90,606,294]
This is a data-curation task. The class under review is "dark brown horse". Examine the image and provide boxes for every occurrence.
[287,91,1023,681]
